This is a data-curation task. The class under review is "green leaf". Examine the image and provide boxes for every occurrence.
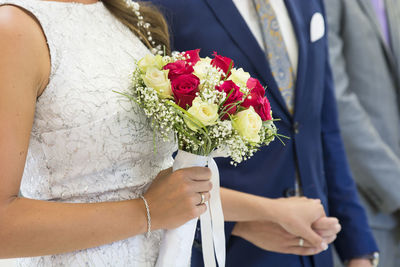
[223,61,234,81]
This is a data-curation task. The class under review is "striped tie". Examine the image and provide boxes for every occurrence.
[253,0,296,114]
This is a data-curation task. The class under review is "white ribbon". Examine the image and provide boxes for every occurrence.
[155,150,226,267]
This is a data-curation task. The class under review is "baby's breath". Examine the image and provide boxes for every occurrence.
[123,55,279,165]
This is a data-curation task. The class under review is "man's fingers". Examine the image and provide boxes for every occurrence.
[315,229,339,238]
[314,224,342,237]
[322,234,337,245]
[312,217,339,230]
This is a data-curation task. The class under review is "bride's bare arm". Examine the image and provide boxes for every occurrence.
[0,6,211,258]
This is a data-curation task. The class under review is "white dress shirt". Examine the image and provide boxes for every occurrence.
[233,0,301,195]
[232,0,299,77]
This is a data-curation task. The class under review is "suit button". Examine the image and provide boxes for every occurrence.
[293,122,299,134]
[284,188,296,197]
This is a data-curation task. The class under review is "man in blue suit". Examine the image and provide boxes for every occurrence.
[148,0,378,266]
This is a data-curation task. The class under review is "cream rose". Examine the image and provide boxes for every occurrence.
[193,57,212,80]
[232,107,262,143]
[185,97,219,131]
[228,68,251,87]
[138,54,166,73]
[142,67,172,98]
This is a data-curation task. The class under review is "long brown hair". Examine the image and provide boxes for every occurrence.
[102,0,170,54]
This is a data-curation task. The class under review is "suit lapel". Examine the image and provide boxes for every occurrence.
[356,0,397,72]
[283,0,308,119]
[385,0,400,84]
[357,0,387,43]
[204,0,292,119]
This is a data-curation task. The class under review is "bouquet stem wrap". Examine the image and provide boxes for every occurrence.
[155,150,226,267]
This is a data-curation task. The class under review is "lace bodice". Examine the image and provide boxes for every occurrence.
[0,0,176,266]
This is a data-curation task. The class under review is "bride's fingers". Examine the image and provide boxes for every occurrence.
[289,235,337,248]
[189,180,212,193]
[286,246,323,256]
[185,167,212,181]
[189,192,210,206]
[194,192,211,206]
[195,203,207,216]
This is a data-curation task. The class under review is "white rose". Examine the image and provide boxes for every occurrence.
[138,54,166,73]
[228,68,251,87]
[193,57,212,80]
[232,107,262,143]
[185,97,219,131]
[142,67,172,98]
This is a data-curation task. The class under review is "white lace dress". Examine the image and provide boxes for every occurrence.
[0,0,176,266]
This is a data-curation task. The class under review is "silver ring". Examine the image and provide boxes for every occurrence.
[199,193,205,205]
[298,238,304,247]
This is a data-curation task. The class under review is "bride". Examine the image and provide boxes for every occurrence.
[0,0,339,266]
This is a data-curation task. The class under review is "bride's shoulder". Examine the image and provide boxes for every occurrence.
[0,4,44,44]
[0,0,48,32]
[0,4,51,94]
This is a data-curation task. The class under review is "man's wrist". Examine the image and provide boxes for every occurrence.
[347,252,379,267]
[231,222,244,237]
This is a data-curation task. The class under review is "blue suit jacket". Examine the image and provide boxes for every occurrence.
[148,0,378,266]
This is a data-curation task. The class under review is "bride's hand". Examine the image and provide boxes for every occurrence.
[144,167,212,230]
[271,197,330,249]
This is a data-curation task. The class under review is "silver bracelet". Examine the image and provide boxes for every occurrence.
[140,195,151,238]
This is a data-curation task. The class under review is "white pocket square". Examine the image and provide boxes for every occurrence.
[310,12,325,42]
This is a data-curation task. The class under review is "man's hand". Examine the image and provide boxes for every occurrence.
[232,221,324,255]
[312,217,341,245]
[232,217,341,256]
[347,259,372,267]
[272,197,327,247]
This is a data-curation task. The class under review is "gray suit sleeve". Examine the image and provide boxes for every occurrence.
[325,0,400,214]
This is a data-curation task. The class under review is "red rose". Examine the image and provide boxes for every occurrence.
[163,60,194,81]
[254,97,272,121]
[211,52,234,76]
[216,80,244,119]
[171,74,200,109]
[241,78,271,120]
[246,78,265,97]
[242,78,265,108]
[184,49,201,66]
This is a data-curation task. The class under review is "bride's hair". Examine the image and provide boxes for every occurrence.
[102,0,170,54]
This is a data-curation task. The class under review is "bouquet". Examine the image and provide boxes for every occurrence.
[120,49,280,267]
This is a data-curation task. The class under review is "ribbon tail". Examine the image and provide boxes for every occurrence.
[208,158,226,267]
[200,202,216,267]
